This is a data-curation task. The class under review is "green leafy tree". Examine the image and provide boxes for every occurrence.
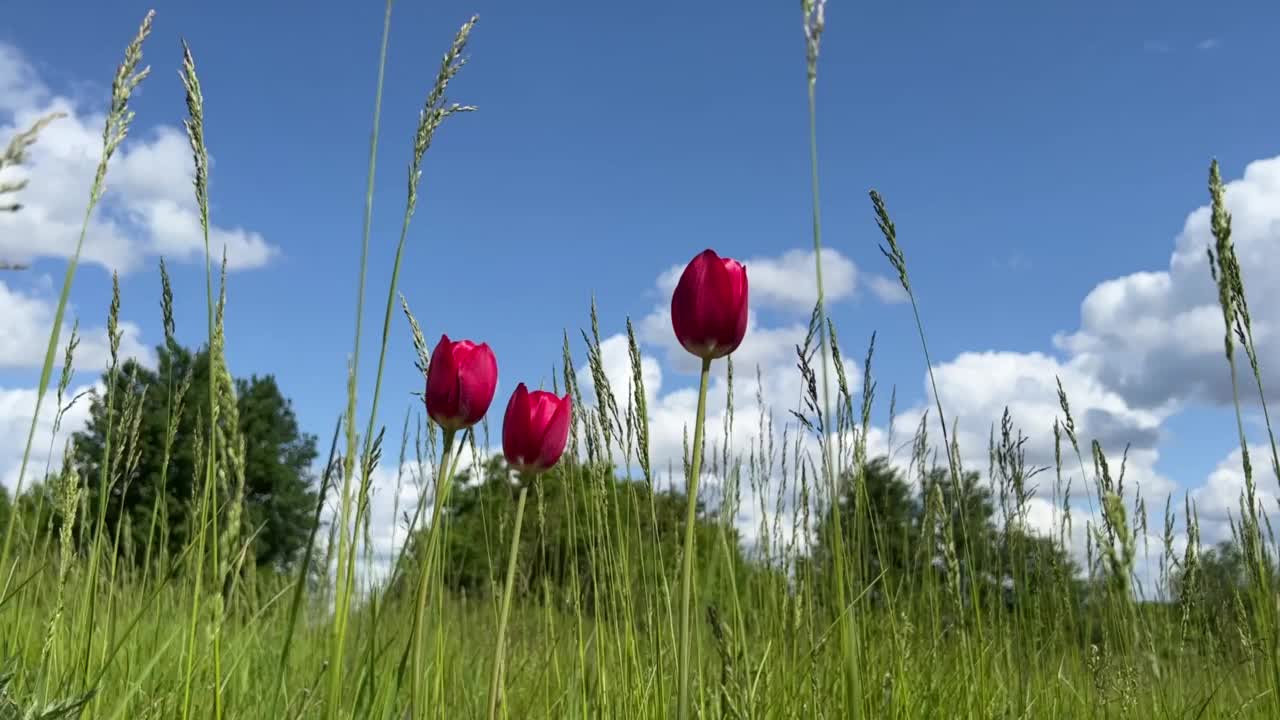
[0,483,52,549]
[1171,538,1280,644]
[72,344,319,569]
[811,456,920,593]
[919,465,999,575]
[389,455,755,617]
[997,527,1085,605]
[811,458,1082,612]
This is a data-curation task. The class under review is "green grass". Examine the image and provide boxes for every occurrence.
[2,5,1280,719]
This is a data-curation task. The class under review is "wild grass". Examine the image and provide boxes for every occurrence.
[1,4,1279,719]
[0,110,66,221]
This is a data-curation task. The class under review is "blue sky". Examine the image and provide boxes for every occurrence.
[4,0,1280,583]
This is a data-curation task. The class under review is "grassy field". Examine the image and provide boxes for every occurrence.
[2,4,1279,719]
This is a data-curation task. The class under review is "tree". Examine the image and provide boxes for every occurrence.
[235,373,322,567]
[918,465,999,576]
[72,344,319,569]
[387,454,757,617]
[810,458,1082,613]
[811,456,920,593]
[0,486,46,544]
[996,527,1085,607]
[1171,538,1280,640]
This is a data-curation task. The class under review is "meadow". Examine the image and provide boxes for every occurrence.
[2,4,1279,719]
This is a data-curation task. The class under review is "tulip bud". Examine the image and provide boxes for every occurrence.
[424,334,498,431]
[671,248,748,360]
[502,383,572,475]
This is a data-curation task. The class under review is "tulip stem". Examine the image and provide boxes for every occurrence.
[410,427,461,717]
[678,355,713,720]
[488,477,530,720]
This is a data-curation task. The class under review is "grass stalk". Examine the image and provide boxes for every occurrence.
[329,3,394,717]
[0,9,154,585]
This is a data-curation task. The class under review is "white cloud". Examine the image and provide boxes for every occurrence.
[0,44,47,115]
[575,332,663,412]
[655,247,905,315]
[918,351,1167,465]
[1191,445,1278,540]
[849,157,1280,589]
[1055,156,1280,411]
[818,156,1280,594]
[0,42,278,274]
[866,274,908,304]
[354,222,1279,589]
[848,156,1280,594]
[1144,38,1221,54]
[641,303,811,376]
[0,278,152,371]
[738,248,857,312]
[575,248,886,551]
[0,40,278,503]
[885,349,1177,569]
[588,247,1183,565]
[319,436,502,588]
[0,382,97,491]
[348,459,431,588]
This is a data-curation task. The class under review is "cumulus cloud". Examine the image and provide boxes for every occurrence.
[339,206,1280,589]
[884,350,1176,558]
[0,42,278,273]
[642,248,897,379]
[319,437,500,588]
[575,332,663,412]
[0,278,152,371]
[863,157,1280,596]
[1192,445,1278,540]
[921,156,1280,576]
[1055,156,1280,411]
[343,459,431,588]
[577,245,1184,562]
[573,247,887,550]
[655,247,905,315]
[0,44,47,115]
[0,275,150,492]
[0,382,97,491]
[0,39,278,507]
[736,248,856,311]
[870,158,1280,548]
[914,351,1167,468]
[866,274,909,304]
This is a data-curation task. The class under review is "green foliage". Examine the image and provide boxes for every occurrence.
[811,457,1082,613]
[69,343,319,569]
[390,455,756,616]
[1171,539,1280,649]
[1,478,62,551]
[811,456,919,589]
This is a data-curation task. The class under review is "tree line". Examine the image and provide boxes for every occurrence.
[0,341,1269,633]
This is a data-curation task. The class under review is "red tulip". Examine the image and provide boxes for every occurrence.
[502,383,572,475]
[671,248,748,360]
[424,334,498,431]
